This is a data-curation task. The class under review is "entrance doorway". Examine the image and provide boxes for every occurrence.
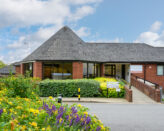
[121,65,126,80]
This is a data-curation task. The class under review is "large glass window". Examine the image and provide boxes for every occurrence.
[157,65,164,76]
[24,63,33,77]
[83,63,100,78]
[105,64,116,77]
[43,62,72,79]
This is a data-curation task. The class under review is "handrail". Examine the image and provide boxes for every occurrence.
[131,74,159,89]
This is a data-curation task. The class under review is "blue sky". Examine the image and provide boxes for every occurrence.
[0,0,164,64]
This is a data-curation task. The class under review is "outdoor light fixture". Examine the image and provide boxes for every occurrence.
[57,94,62,104]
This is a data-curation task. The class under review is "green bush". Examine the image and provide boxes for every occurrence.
[0,75,40,98]
[39,79,100,97]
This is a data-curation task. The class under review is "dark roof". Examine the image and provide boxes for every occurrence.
[0,66,15,74]
[22,26,164,63]
[12,61,21,66]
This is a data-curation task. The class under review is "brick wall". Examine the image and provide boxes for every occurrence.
[131,64,164,90]
[131,76,161,102]
[15,66,21,75]
[124,85,133,102]
[33,62,42,79]
[20,64,24,75]
[72,62,83,79]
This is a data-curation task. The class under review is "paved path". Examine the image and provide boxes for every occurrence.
[131,86,157,104]
[77,103,164,131]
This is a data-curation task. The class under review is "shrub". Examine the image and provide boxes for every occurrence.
[0,75,40,99]
[94,77,125,98]
[0,88,109,130]
[39,79,100,97]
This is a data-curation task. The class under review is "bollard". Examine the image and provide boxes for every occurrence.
[58,94,62,104]
[78,88,80,101]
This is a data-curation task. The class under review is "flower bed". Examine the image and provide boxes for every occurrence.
[94,77,125,98]
[0,76,109,130]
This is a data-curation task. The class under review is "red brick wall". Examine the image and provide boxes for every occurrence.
[72,62,83,79]
[20,64,24,75]
[15,66,21,75]
[100,63,105,77]
[124,85,133,102]
[131,64,164,90]
[131,76,161,102]
[33,62,42,79]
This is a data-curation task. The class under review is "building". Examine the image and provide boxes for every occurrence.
[14,26,164,89]
[0,65,15,77]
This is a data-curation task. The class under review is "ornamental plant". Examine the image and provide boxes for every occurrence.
[94,77,125,98]
[0,77,110,131]
[0,75,40,99]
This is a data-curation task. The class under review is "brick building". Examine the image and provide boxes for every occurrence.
[14,26,164,89]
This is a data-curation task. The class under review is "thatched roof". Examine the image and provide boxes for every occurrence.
[22,26,164,63]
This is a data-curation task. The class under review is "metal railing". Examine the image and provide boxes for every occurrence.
[131,74,159,89]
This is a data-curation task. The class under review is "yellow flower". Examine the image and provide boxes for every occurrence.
[77,104,82,108]
[49,96,53,99]
[16,106,22,109]
[83,112,88,116]
[100,125,105,130]
[8,102,13,105]
[21,125,26,130]
[41,128,45,131]
[31,122,37,127]
[59,118,63,123]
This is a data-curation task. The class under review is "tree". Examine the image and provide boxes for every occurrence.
[0,60,6,69]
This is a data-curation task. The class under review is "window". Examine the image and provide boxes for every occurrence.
[83,63,100,78]
[43,62,72,79]
[105,64,116,77]
[24,63,33,77]
[157,65,164,76]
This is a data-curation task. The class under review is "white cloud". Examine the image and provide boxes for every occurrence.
[135,21,164,47]
[0,0,102,64]
[0,0,101,27]
[90,37,123,43]
[75,27,90,37]
[150,21,162,32]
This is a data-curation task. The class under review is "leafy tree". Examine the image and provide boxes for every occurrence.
[0,60,6,69]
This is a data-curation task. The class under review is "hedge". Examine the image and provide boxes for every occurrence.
[39,79,100,97]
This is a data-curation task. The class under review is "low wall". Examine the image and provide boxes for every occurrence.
[131,76,161,102]
[124,85,133,102]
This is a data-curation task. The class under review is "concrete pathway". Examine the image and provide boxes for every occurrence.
[131,86,157,104]
[62,97,129,104]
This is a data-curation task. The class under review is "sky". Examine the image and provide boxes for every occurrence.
[0,0,164,64]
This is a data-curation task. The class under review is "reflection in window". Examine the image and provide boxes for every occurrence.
[43,62,72,79]
[24,63,33,77]
[83,63,100,78]
[105,64,116,77]
[157,65,164,76]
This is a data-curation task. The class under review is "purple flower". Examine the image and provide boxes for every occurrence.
[75,114,81,123]
[71,107,77,114]
[96,126,101,131]
[0,109,3,116]
[86,116,91,124]
[81,121,85,126]
[65,115,69,121]
[52,105,56,111]
[69,119,73,127]
[56,112,64,119]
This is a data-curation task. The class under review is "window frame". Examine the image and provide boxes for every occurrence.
[157,65,164,76]
[104,64,116,77]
